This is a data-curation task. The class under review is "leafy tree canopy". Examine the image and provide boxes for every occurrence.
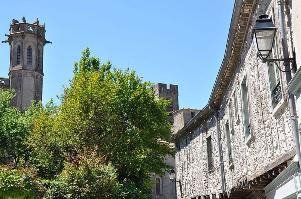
[57,48,174,182]
[0,48,174,198]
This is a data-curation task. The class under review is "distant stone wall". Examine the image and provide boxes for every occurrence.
[176,114,224,198]
[151,155,177,199]
[172,109,199,134]
[174,0,298,198]
[154,83,179,113]
[151,83,178,199]
[6,18,46,111]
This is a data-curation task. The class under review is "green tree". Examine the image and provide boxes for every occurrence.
[0,167,43,199]
[26,101,65,179]
[56,48,174,195]
[45,154,120,199]
[0,48,174,198]
[0,90,31,166]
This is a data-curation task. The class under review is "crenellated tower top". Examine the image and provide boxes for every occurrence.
[4,17,51,45]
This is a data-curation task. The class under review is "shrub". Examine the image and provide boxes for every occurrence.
[45,158,120,199]
[0,167,43,199]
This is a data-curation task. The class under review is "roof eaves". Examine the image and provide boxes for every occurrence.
[173,0,259,140]
[208,0,258,108]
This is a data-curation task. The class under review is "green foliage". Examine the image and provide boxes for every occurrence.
[0,90,31,166]
[26,101,65,179]
[45,155,120,199]
[0,48,174,198]
[0,167,43,199]
[116,178,151,199]
[58,48,174,183]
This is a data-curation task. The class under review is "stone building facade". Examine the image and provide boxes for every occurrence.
[0,18,49,110]
[173,0,301,198]
[172,109,199,135]
[151,83,179,199]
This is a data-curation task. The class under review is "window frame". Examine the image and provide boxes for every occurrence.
[16,45,21,65]
[206,135,214,172]
[27,46,33,66]
[225,120,234,168]
[155,177,163,195]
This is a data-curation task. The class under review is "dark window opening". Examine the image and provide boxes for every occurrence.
[27,46,32,65]
[155,177,162,195]
[207,136,213,171]
[191,111,195,118]
[241,77,250,137]
[16,45,21,65]
[225,121,233,166]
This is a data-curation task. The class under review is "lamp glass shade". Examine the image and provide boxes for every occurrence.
[254,15,276,60]
[255,29,276,59]
[169,169,176,181]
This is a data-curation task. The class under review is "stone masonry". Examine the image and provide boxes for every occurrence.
[173,0,300,198]
[1,18,49,110]
[151,83,178,199]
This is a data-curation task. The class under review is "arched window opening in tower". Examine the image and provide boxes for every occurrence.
[27,46,32,65]
[37,46,43,69]
[156,177,162,195]
[16,45,21,65]
[37,49,40,68]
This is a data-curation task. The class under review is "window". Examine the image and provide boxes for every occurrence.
[155,177,162,195]
[241,77,250,138]
[268,38,282,108]
[37,47,42,69]
[268,6,282,108]
[206,136,213,171]
[27,46,32,65]
[228,99,234,133]
[191,111,195,118]
[16,45,21,65]
[225,121,233,166]
[233,90,238,120]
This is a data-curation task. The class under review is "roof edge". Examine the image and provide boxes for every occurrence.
[174,0,259,139]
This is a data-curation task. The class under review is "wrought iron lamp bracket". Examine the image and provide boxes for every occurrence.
[262,57,297,73]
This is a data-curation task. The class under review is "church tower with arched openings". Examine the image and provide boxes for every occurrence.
[3,17,50,110]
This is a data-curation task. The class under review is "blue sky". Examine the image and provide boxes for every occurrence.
[0,0,234,109]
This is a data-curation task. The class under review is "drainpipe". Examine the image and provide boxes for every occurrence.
[278,0,301,169]
[215,109,226,193]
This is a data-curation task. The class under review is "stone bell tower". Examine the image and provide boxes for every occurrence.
[4,17,50,110]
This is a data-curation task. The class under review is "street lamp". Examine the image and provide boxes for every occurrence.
[169,169,176,181]
[254,14,276,60]
[254,14,296,71]
[169,169,183,197]
[254,12,301,171]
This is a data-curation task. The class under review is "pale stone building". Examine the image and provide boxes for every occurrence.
[151,83,178,199]
[173,0,301,198]
[172,109,199,135]
[0,17,49,110]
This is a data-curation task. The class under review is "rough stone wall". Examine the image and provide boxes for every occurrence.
[175,115,223,198]
[291,0,301,68]
[172,109,199,134]
[151,83,178,199]
[291,0,301,129]
[151,155,177,199]
[220,1,295,194]
[7,19,46,111]
[174,0,298,198]
[154,83,179,112]
[10,70,43,110]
